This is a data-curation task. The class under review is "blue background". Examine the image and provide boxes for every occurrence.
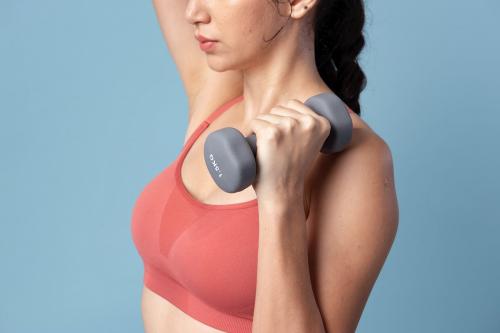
[1,0,499,332]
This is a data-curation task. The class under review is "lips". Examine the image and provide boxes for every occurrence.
[195,33,217,43]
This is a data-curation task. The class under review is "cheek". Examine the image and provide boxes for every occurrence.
[213,0,277,65]
[222,0,269,42]
[235,13,272,52]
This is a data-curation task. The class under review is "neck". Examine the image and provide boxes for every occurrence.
[239,28,331,127]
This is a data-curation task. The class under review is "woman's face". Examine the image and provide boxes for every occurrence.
[185,0,292,71]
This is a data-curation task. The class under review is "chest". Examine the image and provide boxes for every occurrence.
[131,160,260,316]
[180,119,315,218]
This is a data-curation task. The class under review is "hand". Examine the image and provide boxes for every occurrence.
[248,99,331,197]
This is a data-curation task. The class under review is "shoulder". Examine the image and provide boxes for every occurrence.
[307,114,398,230]
[330,120,395,187]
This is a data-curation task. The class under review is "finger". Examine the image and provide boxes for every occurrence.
[248,114,289,142]
[255,113,286,125]
[270,105,326,131]
[268,107,303,120]
[284,99,331,130]
[284,99,328,123]
[248,117,273,137]
[284,99,315,116]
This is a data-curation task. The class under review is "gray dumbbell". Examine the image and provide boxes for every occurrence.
[203,92,353,193]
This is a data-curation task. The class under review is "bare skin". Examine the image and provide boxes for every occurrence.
[139,0,397,332]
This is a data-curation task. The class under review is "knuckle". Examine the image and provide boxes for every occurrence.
[265,126,280,140]
[301,114,316,129]
[319,117,330,131]
[284,117,298,130]
[270,106,283,113]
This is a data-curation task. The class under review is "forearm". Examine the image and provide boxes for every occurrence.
[252,193,326,333]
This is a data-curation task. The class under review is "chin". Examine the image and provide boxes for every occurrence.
[206,57,241,73]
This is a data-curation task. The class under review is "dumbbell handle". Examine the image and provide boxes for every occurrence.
[246,134,257,156]
[243,92,352,155]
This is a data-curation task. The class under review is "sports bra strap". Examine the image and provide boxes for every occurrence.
[205,95,244,124]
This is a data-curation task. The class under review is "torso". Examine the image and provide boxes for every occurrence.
[139,93,370,333]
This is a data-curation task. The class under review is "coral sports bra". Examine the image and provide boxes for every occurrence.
[130,94,258,333]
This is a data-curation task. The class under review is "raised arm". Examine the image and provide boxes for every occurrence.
[151,0,243,119]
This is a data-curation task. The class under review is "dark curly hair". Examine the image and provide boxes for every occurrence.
[267,0,367,115]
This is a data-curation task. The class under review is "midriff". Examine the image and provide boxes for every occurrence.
[141,285,226,333]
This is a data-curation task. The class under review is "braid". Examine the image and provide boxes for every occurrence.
[315,0,367,115]
[268,0,367,115]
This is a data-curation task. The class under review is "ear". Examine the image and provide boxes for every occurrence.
[290,0,319,19]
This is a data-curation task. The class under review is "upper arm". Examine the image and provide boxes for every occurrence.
[152,0,208,100]
[307,134,399,333]
[151,0,244,117]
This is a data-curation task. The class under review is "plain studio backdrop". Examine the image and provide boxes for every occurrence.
[1,0,499,332]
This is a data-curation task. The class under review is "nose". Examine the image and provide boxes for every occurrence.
[185,0,210,25]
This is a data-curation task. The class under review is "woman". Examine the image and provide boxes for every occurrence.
[131,0,399,332]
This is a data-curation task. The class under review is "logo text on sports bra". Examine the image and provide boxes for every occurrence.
[209,154,223,178]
